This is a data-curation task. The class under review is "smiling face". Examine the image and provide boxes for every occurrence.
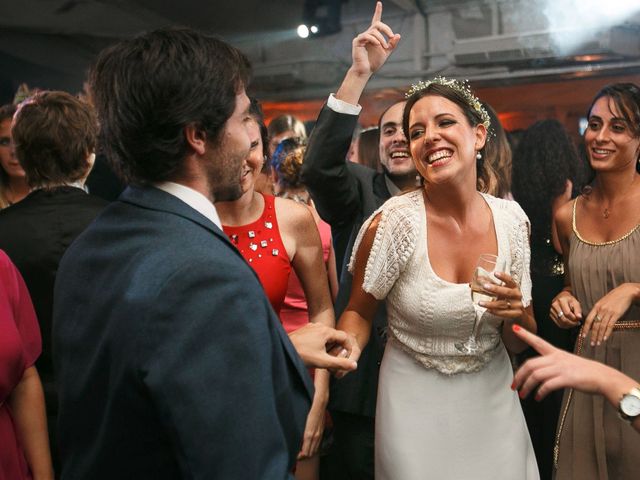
[206,91,253,202]
[240,118,264,194]
[407,95,486,186]
[0,118,26,181]
[378,101,414,178]
[584,96,640,173]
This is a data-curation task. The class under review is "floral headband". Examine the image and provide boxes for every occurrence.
[405,76,492,134]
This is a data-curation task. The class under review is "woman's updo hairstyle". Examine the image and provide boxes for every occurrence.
[271,136,307,189]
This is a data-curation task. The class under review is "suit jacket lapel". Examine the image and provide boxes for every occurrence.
[119,186,233,247]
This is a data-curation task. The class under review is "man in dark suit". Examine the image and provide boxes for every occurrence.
[301,4,413,478]
[0,91,108,469]
[52,28,355,480]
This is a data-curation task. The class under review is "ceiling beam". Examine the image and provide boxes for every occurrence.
[388,0,418,13]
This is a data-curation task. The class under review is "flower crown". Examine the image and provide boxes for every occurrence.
[405,76,492,133]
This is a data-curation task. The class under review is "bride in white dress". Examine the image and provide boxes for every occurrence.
[334,6,539,478]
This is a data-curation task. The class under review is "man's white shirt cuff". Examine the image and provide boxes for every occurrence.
[327,94,362,116]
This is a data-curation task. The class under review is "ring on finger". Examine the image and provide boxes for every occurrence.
[506,300,512,309]
[557,311,564,319]
[594,314,602,323]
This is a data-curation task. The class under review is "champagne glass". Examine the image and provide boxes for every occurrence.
[455,254,506,355]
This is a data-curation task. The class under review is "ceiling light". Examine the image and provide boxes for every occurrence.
[297,25,310,39]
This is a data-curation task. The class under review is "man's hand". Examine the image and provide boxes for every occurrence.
[289,323,358,372]
[336,1,401,104]
[351,1,401,78]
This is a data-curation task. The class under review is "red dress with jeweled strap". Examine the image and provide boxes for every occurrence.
[222,194,291,314]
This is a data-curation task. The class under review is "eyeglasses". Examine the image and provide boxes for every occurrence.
[0,137,10,147]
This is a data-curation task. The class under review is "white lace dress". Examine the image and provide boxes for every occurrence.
[349,190,539,480]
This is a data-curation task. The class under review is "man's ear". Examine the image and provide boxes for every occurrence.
[184,124,207,156]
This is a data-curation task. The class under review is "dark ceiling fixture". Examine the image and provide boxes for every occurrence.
[298,0,346,38]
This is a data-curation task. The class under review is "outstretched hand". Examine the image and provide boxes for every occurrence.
[511,325,608,401]
[289,323,358,372]
[351,1,401,77]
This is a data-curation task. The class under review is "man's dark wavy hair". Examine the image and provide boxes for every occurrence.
[89,27,250,184]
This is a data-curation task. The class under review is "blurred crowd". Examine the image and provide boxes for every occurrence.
[1,3,639,480]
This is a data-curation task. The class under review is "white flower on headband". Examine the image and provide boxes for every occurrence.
[406,76,492,134]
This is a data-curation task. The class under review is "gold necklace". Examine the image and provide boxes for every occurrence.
[599,175,639,220]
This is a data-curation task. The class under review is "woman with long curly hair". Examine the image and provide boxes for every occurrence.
[511,119,586,479]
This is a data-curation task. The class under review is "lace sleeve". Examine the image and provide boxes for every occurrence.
[348,196,419,300]
[508,203,532,307]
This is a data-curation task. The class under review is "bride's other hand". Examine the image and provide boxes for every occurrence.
[329,339,362,379]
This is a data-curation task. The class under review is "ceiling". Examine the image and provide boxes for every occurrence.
[1,0,640,106]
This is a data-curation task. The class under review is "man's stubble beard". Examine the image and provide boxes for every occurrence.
[381,163,417,181]
[207,145,246,203]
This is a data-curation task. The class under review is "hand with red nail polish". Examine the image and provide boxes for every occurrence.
[511,325,640,434]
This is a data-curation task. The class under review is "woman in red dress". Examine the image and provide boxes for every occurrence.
[0,250,53,480]
[216,100,335,480]
[273,141,339,332]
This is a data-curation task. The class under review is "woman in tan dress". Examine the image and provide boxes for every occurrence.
[551,83,640,479]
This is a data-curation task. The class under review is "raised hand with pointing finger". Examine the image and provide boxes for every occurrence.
[336,1,401,105]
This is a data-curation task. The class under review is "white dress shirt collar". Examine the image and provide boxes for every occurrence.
[154,181,222,230]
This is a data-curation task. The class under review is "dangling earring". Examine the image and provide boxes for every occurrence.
[476,152,482,160]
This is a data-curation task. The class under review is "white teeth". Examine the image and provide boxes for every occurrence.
[593,149,611,154]
[391,152,409,158]
[427,150,452,163]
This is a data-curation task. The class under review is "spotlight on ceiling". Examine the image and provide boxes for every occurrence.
[297,24,310,38]
[299,0,344,38]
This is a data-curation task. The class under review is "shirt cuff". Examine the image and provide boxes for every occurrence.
[327,94,362,116]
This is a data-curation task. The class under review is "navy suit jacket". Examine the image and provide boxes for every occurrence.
[52,186,313,479]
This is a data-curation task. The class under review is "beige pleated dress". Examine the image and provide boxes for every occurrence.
[554,198,640,480]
